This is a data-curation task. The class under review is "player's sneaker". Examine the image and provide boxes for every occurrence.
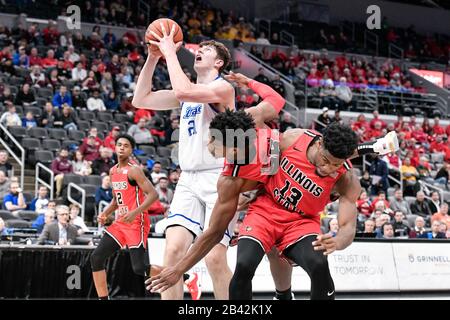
[185,272,201,300]
[373,131,400,155]
[273,292,296,300]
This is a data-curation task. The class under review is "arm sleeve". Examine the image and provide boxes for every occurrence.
[248,80,285,113]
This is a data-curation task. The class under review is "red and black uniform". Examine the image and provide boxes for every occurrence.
[106,161,150,249]
[239,130,351,253]
[222,128,280,184]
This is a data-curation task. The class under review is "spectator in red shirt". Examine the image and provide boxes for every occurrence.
[353,114,370,131]
[51,148,73,197]
[134,108,153,124]
[79,134,101,162]
[29,47,42,67]
[394,115,404,130]
[430,135,448,154]
[42,49,58,69]
[357,190,372,218]
[408,115,417,130]
[422,117,433,136]
[386,152,401,169]
[371,191,390,211]
[369,110,387,129]
[82,127,103,147]
[103,126,121,151]
[411,123,429,144]
[306,68,321,87]
[368,122,384,139]
[432,117,445,136]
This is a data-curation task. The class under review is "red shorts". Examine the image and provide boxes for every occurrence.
[105,213,150,249]
[238,193,321,253]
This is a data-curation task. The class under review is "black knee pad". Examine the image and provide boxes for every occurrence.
[90,250,107,272]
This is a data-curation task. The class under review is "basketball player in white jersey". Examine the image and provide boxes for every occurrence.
[133,24,236,299]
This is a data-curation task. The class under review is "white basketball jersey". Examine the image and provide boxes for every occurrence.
[178,78,231,171]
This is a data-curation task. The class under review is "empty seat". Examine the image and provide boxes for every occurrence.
[37,87,53,99]
[114,113,131,123]
[63,174,84,186]
[158,157,171,169]
[42,139,61,152]
[48,128,68,141]
[406,214,419,228]
[22,138,41,151]
[84,175,103,186]
[97,111,114,122]
[9,126,28,140]
[139,146,156,156]
[404,196,417,207]
[34,150,54,166]
[91,121,109,133]
[5,219,32,228]
[136,155,149,165]
[78,110,96,121]
[68,130,86,141]
[157,147,171,157]
[76,120,91,132]
[28,127,48,139]
[18,210,40,221]
[24,106,42,118]
[0,210,17,220]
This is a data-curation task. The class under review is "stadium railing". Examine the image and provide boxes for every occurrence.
[0,123,25,188]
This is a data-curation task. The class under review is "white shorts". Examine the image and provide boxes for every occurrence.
[165,170,237,247]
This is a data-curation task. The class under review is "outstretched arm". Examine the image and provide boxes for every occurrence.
[132,51,180,110]
[146,175,245,293]
[225,72,285,127]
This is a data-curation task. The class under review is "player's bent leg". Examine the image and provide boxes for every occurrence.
[129,245,150,276]
[162,226,194,300]
[229,239,266,300]
[204,243,232,300]
[283,235,335,300]
[267,247,294,300]
[91,233,121,299]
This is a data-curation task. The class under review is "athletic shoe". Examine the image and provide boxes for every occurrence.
[185,272,201,300]
[373,131,399,155]
[273,292,296,300]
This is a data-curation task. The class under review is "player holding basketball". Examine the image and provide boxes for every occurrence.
[90,134,158,300]
[133,21,237,299]
[147,111,399,299]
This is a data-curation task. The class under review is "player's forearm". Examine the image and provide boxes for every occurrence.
[335,203,357,250]
[249,80,285,113]
[134,189,159,214]
[132,55,159,106]
[102,202,119,217]
[164,51,193,98]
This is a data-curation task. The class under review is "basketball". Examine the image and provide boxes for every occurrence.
[145,18,183,55]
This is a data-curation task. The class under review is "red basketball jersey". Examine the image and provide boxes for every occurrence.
[222,128,280,183]
[265,130,352,218]
[110,161,146,222]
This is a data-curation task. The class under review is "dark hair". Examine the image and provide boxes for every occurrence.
[322,122,358,159]
[153,161,161,165]
[381,222,393,235]
[199,40,231,74]
[115,133,136,149]
[209,109,256,147]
